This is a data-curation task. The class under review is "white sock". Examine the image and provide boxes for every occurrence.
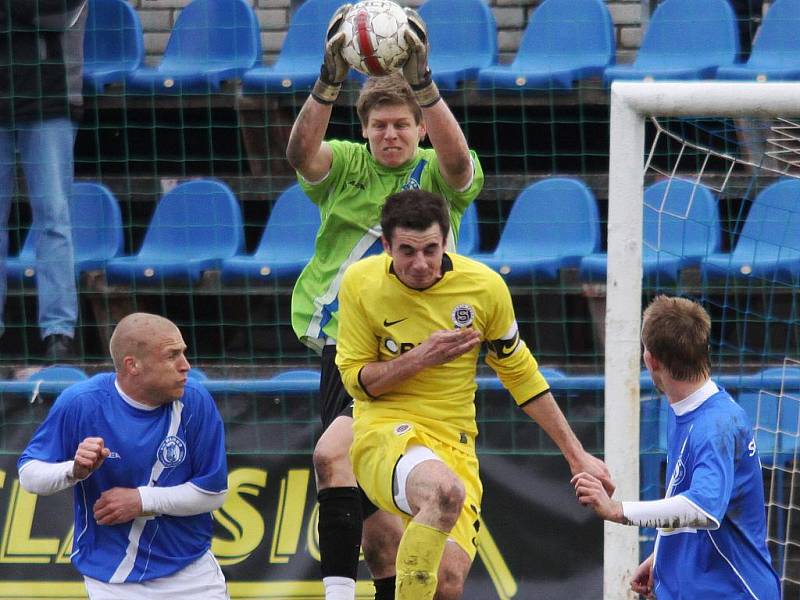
[323,576,356,600]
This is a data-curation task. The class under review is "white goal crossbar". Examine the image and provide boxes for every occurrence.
[605,81,800,599]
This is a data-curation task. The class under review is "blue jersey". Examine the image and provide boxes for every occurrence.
[653,386,780,599]
[18,374,227,583]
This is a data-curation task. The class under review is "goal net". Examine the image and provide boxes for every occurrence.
[605,82,800,599]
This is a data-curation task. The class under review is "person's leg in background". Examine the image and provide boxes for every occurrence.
[362,508,402,600]
[314,344,403,599]
[17,118,77,360]
[315,415,363,600]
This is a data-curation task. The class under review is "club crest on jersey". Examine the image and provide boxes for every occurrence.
[394,423,412,436]
[157,435,186,467]
[669,457,686,487]
[451,304,474,328]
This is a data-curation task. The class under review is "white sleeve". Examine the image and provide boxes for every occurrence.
[18,459,82,496]
[622,495,717,529]
[138,482,227,517]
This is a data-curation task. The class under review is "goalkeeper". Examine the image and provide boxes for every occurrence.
[336,190,612,600]
[285,5,482,600]
[573,295,780,599]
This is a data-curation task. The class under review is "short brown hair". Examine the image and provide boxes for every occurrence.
[356,73,421,128]
[642,295,711,381]
[381,189,450,244]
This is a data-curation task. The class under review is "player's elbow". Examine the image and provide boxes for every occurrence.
[444,158,474,191]
[285,145,306,172]
[18,469,35,494]
[207,489,227,512]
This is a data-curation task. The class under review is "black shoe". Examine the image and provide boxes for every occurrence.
[44,334,74,362]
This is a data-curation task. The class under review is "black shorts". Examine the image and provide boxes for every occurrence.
[320,344,354,430]
[319,344,378,518]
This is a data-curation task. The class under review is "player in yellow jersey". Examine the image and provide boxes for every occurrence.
[336,190,613,599]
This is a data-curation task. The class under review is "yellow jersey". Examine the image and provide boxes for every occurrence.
[336,252,549,451]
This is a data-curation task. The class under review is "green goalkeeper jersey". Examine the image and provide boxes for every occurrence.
[292,140,483,353]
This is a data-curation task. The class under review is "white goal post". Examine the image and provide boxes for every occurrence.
[605,81,800,599]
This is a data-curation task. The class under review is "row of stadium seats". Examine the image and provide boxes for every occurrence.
[10,176,800,288]
[474,177,800,286]
[84,0,800,96]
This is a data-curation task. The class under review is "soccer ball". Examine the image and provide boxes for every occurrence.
[339,0,410,77]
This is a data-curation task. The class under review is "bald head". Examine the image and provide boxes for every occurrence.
[110,313,180,372]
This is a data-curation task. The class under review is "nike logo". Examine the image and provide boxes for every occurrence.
[383,318,407,327]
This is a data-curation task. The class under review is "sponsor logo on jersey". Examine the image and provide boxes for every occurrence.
[384,338,417,354]
[394,424,411,435]
[451,304,474,328]
[346,179,366,190]
[107,451,121,459]
[157,435,187,468]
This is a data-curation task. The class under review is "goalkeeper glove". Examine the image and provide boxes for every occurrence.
[402,8,440,108]
[312,3,351,105]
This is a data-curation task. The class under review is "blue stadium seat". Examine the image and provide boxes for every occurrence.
[83,0,144,93]
[242,0,343,94]
[477,0,614,91]
[470,178,600,281]
[418,0,497,89]
[717,0,800,81]
[221,184,320,283]
[26,365,89,384]
[604,0,739,83]
[456,203,479,257]
[188,367,209,380]
[270,369,321,382]
[580,179,721,284]
[7,182,123,283]
[700,179,800,284]
[126,0,260,94]
[105,179,244,285]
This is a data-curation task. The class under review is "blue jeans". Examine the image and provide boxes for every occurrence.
[0,119,77,339]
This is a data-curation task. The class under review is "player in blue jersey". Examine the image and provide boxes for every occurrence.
[573,295,780,599]
[17,313,229,599]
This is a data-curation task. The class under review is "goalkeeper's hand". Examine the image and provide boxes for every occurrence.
[313,3,351,104]
[402,8,440,108]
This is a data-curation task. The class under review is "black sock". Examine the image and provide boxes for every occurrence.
[373,576,396,600]
[318,487,363,580]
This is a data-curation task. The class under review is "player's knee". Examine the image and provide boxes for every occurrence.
[312,440,349,485]
[435,478,465,528]
[434,565,466,600]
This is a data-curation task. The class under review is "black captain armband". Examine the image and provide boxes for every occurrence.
[486,324,521,360]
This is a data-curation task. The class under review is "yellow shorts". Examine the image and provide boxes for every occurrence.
[351,421,483,560]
